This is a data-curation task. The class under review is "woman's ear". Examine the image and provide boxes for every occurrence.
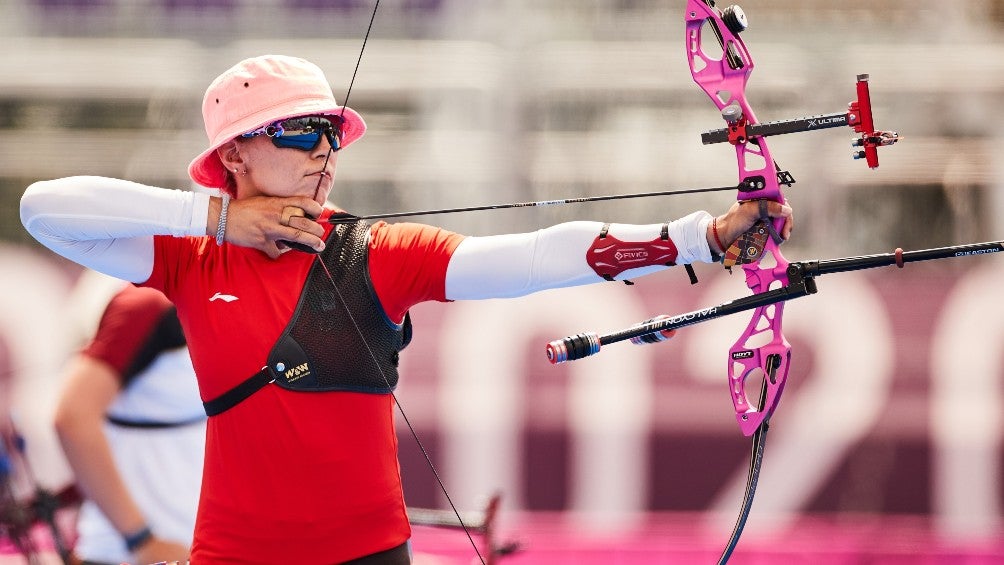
[217,140,244,172]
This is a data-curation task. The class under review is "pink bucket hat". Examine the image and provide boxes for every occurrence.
[188,54,366,189]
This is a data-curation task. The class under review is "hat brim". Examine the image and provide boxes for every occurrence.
[188,106,366,189]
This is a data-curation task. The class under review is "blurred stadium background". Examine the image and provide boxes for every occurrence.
[2,0,1004,563]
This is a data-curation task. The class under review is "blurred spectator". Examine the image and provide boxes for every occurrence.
[55,284,203,565]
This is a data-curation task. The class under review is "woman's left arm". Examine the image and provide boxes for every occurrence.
[445,211,713,300]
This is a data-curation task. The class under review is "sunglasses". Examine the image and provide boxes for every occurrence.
[241,115,343,151]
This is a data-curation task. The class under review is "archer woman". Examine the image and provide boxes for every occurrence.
[21,54,792,564]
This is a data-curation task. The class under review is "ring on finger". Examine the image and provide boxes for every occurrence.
[281,206,305,227]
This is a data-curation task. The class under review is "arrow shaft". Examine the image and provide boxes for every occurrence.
[329,185,737,223]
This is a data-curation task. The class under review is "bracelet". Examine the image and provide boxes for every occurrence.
[123,524,153,552]
[215,193,230,246]
[711,217,727,255]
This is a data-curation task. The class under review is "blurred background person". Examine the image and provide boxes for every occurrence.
[55,283,203,565]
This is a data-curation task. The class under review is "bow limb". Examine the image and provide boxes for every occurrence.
[686,0,791,436]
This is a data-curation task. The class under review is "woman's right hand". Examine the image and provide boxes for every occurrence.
[214,195,326,258]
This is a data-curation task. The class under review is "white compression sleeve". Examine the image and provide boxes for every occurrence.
[445,211,713,300]
[20,176,210,283]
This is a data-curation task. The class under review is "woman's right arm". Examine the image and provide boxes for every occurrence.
[19,176,211,282]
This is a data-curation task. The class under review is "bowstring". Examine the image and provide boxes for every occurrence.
[310,2,488,563]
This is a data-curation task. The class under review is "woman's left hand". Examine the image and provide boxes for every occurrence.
[709,199,794,254]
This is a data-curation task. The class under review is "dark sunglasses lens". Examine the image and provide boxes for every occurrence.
[272,116,342,151]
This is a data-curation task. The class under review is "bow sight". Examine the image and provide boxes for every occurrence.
[703,74,900,169]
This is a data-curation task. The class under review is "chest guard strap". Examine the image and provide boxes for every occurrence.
[203,219,412,417]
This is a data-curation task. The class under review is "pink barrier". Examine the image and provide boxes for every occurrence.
[3,512,1002,563]
[410,512,1004,564]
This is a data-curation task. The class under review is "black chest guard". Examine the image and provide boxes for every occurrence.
[203,219,412,416]
[269,219,411,393]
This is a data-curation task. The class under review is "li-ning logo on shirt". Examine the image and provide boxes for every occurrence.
[209,292,239,303]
